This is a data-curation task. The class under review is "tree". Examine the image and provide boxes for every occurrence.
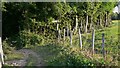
[2,2,117,40]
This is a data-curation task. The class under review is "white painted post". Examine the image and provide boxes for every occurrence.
[58,29,61,42]
[70,31,72,46]
[0,37,4,68]
[57,24,59,41]
[92,29,95,55]
[57,23,59,31]
[75,15,78,34]
[52,20,59,30]
[79,28,82,49]
[0,60,1,68]
[52,20,60,41]
[102,33,106,59]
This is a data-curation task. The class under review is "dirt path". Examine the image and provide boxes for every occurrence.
[5,49,45,66]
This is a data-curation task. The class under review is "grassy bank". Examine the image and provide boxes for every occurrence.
[31,20,119,66]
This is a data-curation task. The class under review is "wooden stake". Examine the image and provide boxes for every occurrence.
[75,15,78,34]
[79,28,82,49]
[58,29,61,42]
[0,37,4,68]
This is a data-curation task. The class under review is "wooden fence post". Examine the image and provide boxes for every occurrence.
[63,29,65,43]
[57,23,59,31]
[74,15,78,34]
[102,33,106,59]
[92,29,95,55]
[58,29,61,42]
[70,31,73,46]
[79,28,82,49]
[0,37,4,68]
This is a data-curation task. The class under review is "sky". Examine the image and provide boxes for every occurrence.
[113,1,120,13]
[113,6,119,13]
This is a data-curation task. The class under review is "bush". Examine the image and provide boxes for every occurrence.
[2,38,14,54]
[6,30,44,49]
[19,30,44,48]
[46,44,113,66]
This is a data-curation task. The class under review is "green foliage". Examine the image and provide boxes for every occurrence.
[2,2,119,67]
[111,13,119,20]
[35,44,106,67]
[5,52,24,61]
[2,39,24,61]
[2,2,117,40]
[42,20,118,66]
[3,30,44,49]
[3,38,14,54]
[18,30,44,48]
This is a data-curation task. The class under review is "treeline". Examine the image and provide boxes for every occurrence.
[2,2,117,40]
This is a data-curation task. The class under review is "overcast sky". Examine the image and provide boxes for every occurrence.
[113,1,120,13]
[113,6,119,13]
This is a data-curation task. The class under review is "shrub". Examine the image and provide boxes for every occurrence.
[2,38,14,54]
[18,30,44,48]
[5,30,44,49]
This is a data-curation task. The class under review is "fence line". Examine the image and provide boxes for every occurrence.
[56,27,106,58]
